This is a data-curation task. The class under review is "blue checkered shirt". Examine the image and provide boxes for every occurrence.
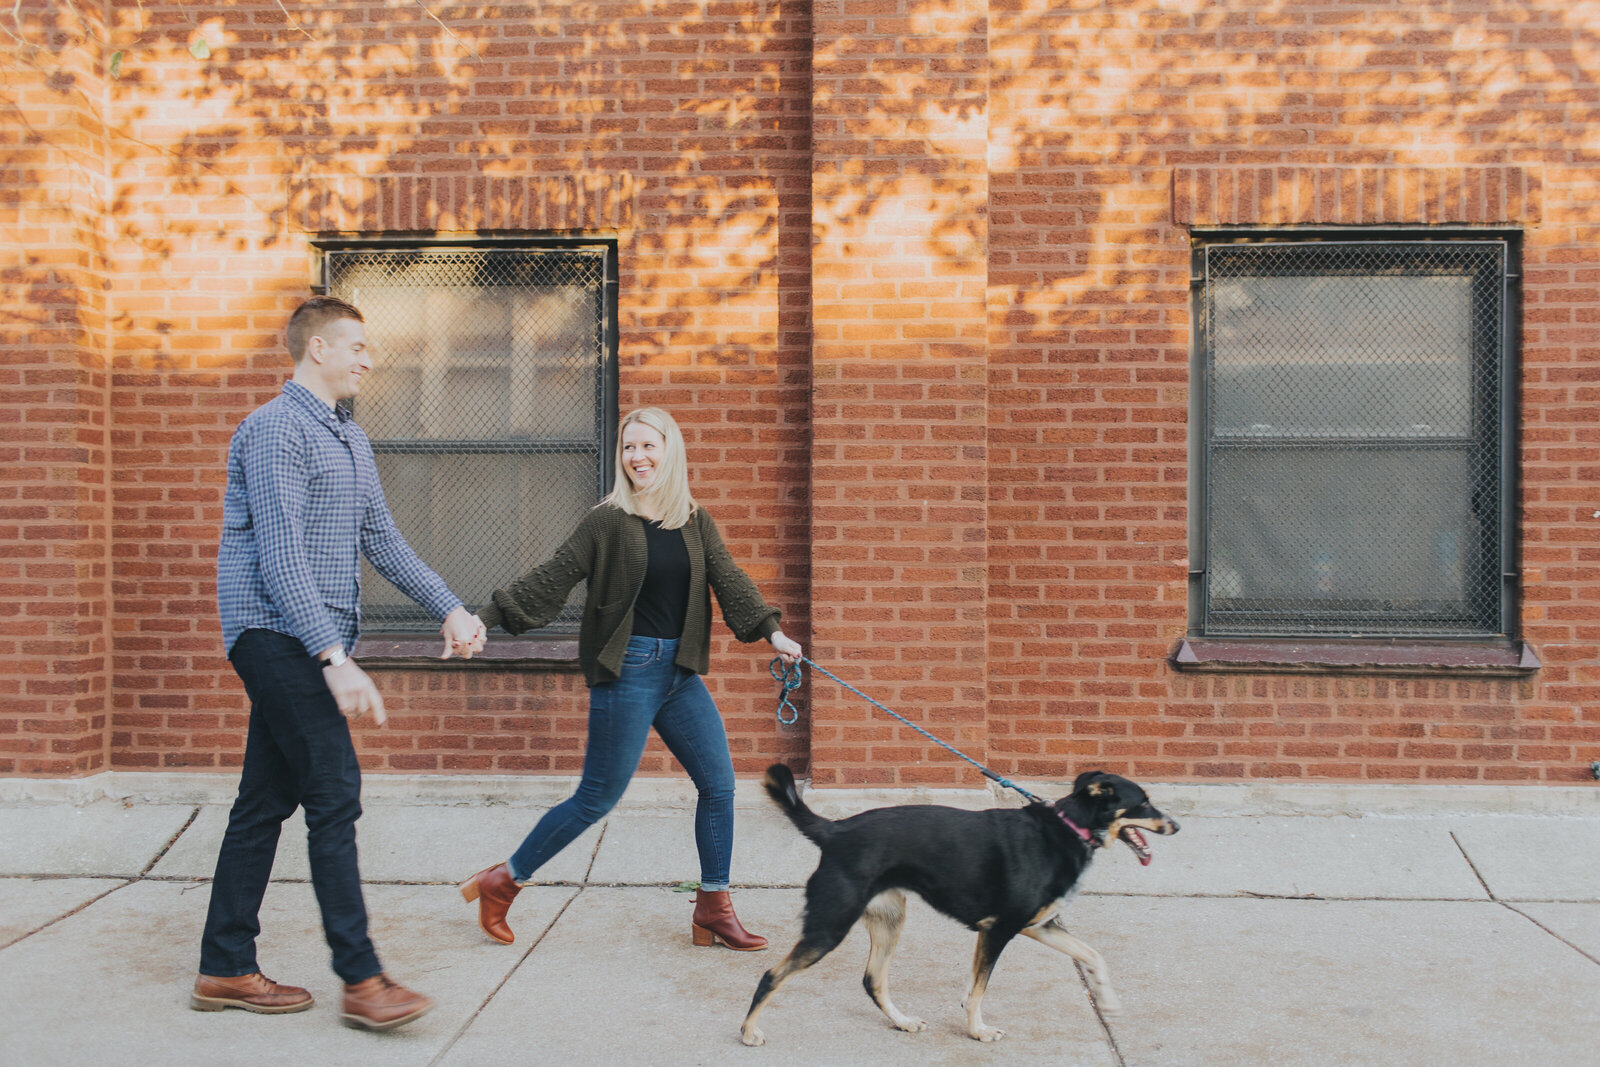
[218,380,461,658]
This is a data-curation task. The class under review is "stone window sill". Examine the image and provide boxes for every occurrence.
[1171,637,1540,677]
[352,634,579,671]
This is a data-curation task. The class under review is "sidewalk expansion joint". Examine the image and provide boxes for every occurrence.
[0,874,1526,903]
[139,806,200,878]
[428,885,584,1067]
[1450,830,1496,899]
[1089,890,1498,902]
[580,819,607,884]
[1501,902,1600,968]
[426,820,610,1065]
[0,878,135,954]
[1078,961,1127,1067]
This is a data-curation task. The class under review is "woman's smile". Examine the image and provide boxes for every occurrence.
[622,422,666,492]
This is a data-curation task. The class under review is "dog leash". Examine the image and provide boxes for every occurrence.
[769,656,1054,809]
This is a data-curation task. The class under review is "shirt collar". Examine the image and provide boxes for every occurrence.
[282,379,353,423]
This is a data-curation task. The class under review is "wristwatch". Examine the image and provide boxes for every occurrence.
[319,648,348,669]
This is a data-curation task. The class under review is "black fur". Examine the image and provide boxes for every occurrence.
[740,763,1178,1046]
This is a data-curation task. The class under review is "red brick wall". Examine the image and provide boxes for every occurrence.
[90,1,815,776]
[2,0,1597,785]
[984,0,1598,784]
[1,2,113,775]
[807,0,992,786]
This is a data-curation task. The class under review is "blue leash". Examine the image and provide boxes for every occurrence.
[769,656,1047,805]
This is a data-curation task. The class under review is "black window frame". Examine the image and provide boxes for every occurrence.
[311,235,619,660]
[1186,228,1520,643]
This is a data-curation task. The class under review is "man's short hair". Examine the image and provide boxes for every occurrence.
[286,296,364,363]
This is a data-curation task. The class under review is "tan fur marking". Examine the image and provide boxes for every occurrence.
[1022,917,1122,1017]
[861,890,925,1033]
[963,933,1006,1042]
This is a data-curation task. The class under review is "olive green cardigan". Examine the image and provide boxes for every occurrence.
[477,504,781,687]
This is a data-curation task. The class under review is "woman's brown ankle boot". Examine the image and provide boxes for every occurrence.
[691,889,768,951]
[459,863,521,944]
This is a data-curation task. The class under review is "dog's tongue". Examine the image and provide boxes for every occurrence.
[1121,826,1152,866]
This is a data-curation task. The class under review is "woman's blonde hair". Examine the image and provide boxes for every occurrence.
[602,407,698,529]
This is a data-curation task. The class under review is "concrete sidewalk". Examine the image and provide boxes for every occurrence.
[1,774,1598,1067]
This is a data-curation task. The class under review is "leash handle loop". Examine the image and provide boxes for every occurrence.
[769,657,803,726]
[767,655,1046,806]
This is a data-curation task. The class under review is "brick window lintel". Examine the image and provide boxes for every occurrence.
[1172,166,1539,228]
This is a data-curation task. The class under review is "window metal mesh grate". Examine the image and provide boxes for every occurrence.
[1200,241,1507,637]
[327,247,610,632]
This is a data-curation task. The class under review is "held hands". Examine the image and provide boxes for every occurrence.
[440,606,488,660]
[318,607,482,728]
[769,630,803,668]
[321,657,387,725]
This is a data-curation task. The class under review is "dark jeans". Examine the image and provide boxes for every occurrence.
[508,635,737,889]
[198,628,381,984]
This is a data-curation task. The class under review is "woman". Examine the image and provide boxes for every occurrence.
[460,407,802,951]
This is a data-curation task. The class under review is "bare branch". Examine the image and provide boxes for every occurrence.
[0,2,26,51]
[275,0,314,41]
[56,0,87,39]
[413,0,477,57]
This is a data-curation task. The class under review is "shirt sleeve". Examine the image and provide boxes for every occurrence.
[358,460,463,623]
[241,417,345,657]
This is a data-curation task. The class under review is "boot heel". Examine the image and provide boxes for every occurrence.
[692,922,717,947]
[458,876,480,903]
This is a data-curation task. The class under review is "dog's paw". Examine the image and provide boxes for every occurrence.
[970,1025,1006,1042]
[892,1017,927,1033]
[1096,991,1123,1017]
[741,1026,766,1047]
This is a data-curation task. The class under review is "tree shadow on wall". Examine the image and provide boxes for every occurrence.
[9,1,1588,358]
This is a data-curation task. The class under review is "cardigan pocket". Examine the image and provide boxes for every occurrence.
[595,598,631,633]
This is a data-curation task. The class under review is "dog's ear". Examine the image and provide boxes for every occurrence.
[1072,770,1110,797]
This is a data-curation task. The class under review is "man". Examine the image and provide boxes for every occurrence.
[193,296,486,1031]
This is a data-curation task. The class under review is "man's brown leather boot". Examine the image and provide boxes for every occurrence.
[691,889,768,951]
[190,972,313,1014]
[459,861,521,944]
[341,973,433,1031]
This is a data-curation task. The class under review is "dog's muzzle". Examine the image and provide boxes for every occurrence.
[1113,815,1179,866]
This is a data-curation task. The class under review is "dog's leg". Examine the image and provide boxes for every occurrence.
[1022,916,1121,1016]
[962,927,1014,1042]
[860,890,925,1034]
[743,868,866,1047]
[740,938,835,1047]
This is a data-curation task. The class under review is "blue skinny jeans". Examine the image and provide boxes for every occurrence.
[507,636,737,891]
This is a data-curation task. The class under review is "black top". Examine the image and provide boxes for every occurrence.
[631,518,691,639]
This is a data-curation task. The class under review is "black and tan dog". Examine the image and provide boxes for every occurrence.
[741,764,1178,1046]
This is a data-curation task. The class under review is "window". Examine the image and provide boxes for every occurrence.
[1191,236,1515,638]
[323,243,617,633]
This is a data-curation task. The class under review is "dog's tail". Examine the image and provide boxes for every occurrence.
[763,763,834,846]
